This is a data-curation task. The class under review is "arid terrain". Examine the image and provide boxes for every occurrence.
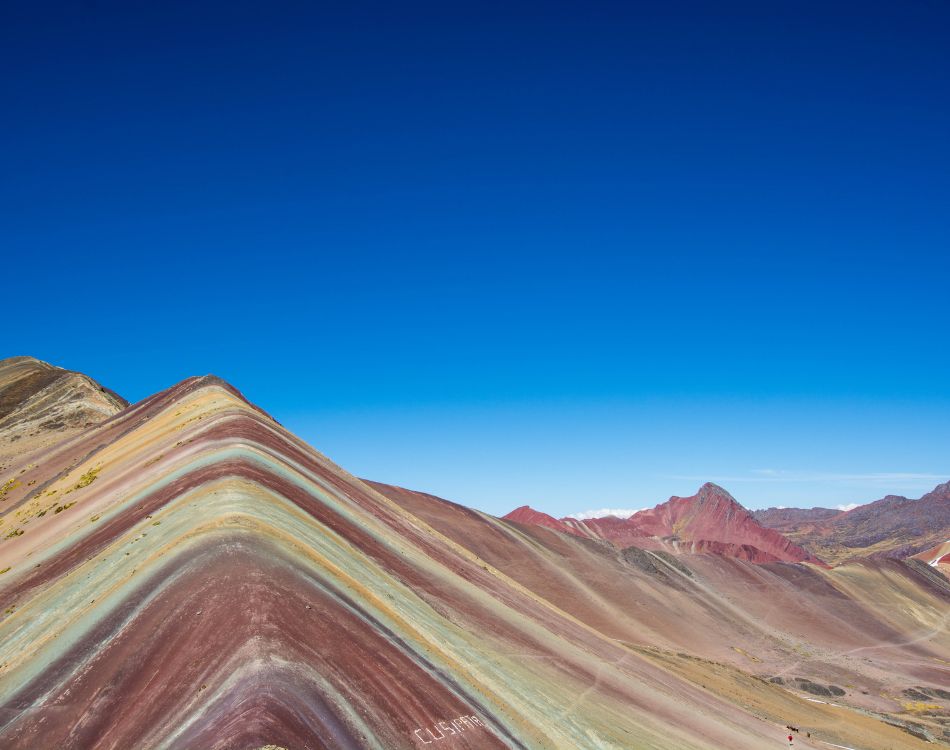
[753,488,950,565]
[0,356,947,750]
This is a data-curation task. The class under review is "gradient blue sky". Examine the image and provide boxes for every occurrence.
[4,1,949,515]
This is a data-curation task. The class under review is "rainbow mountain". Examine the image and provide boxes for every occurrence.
[0,357,948,750]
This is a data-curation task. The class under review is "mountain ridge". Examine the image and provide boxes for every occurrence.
[1,357,947,749]
[754,482,950,564]
[0,356,128,471]
[504,482,823,565]
[3,372,778,748]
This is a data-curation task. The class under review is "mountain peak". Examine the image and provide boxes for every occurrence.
[0,355,47,368]
[694,482,741,505]
[698,481,731,494]
[927,480,950,497]
[502,484,822,565]
[0,357,128,467]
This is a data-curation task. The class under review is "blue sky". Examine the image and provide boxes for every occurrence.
[3,1,948,515]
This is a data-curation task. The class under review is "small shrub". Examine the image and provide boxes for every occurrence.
[74,467,101,490]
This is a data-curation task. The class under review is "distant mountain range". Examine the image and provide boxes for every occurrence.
[507,483,824,565]
[506,481,950,569]
[1,356,948,750]
[754,484,950,564]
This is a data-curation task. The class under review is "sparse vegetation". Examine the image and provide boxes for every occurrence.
[0,479,20,500]
[74,466,101,489]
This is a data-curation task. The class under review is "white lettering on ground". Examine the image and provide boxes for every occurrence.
[412,714,486,744]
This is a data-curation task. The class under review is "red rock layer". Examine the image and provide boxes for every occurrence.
[502,504,576,535]
[505,483,823,565]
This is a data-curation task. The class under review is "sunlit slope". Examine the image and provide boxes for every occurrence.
[374,482,950,748]
[0,376,814,750]
[0,355,127,470]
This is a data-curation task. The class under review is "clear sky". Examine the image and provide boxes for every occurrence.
[4,1,949,516]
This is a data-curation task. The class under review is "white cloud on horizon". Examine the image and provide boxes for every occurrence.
[564,471,942,519]
[567,507,647,520]
[668,471,947,485]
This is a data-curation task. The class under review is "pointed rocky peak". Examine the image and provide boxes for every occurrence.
[504,484,822,565]
[697,481,735,499]
[163,374,280,424]
[679,482,740,509]
[692,482,753,519]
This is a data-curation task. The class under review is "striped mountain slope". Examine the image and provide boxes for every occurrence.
[0,372,945,749]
